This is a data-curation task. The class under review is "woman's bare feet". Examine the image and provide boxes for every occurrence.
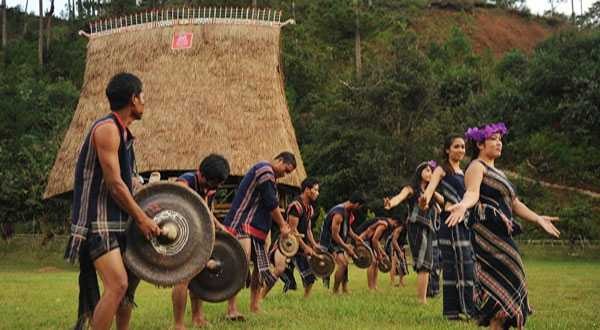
[192,316,208,327]
[225,312,245,322]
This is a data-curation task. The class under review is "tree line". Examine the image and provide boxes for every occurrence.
[0,0,599,241]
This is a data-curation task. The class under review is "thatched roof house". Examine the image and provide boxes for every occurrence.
[44,7,306,201]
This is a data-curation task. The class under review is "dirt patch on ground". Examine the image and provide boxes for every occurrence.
[37,266,61,273]
[411,8,564,57]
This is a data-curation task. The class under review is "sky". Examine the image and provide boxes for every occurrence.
[5,0,595,18]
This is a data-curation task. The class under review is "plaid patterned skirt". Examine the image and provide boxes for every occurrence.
[407,222,434,273]
[439,219,477,319]
[250,236,278,289]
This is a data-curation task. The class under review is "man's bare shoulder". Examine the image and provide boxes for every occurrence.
[93,121,120,147]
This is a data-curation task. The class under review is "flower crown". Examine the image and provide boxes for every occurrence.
[415,160,437,175]
[427,160,437,169]
[464,122,508,142]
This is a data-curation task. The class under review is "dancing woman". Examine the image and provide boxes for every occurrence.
[446,123,560,329]
[384,161,443,304]
[420,134,477,319]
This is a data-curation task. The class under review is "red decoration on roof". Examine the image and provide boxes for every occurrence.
[172,32,193,50]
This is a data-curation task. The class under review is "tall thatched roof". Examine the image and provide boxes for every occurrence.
[44,7,306,199]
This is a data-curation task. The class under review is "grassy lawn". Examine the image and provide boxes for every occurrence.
[1,236,599,329]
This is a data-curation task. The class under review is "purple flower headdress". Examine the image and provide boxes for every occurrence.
[427,160,437,169]
[416,160,437,171]
[464,122,508,142]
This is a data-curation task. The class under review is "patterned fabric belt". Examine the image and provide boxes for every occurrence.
[411,215,434,230]
[408,206,435,231]
[438,239,472,247]
[475,203,522,235]
[90,220,128,233]
[70,224,89,240]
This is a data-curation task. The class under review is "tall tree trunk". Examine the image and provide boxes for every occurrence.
[77,0,83,19]
[354,0,362,79]
[1,0,6,49]
[86,0,92,17]
[38,0,43,67]
[45,0,54,53]
[23,0,30,36]
[571,0,575,22]
[67,0,71,20]
[90,0,94,17]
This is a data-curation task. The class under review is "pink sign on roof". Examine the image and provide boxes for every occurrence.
[172,32,193,50]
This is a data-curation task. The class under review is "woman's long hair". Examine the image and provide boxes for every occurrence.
[409,162,431,197]
[467,138,481,161]
[441,134,464,176]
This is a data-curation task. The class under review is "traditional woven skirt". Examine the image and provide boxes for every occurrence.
[250,235,278,289]
[427,237,441,297]
[472,219,529,328]
[439,220,477,319]
[407,222,433,273]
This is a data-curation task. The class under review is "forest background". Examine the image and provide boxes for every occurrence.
[1,0,599,242]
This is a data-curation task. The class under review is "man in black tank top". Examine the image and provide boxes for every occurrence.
[358,217,400,291]
[262,177,320,299]
[68,73,161,330]
[319,191,367,294]
[171,155,231,329]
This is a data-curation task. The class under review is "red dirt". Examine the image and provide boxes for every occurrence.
[411,8,564,57]
[37,266,61,273]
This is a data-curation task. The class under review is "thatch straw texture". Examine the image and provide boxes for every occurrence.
[44,23,306,199]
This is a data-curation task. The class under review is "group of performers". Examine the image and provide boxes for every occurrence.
[66,73,561,330]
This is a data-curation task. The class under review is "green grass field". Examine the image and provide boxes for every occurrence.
[1,236,599,329]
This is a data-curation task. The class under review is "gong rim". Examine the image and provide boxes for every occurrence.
[378,256,392,273]
[278,235,299,258]
[124,182,215,286]
[308,251,335,278]
[353,244,373,269]
[188,230,248,302]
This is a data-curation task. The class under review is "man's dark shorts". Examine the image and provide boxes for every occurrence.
[85,231,140,305]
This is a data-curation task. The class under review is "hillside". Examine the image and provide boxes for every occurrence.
[412,8,562,56]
